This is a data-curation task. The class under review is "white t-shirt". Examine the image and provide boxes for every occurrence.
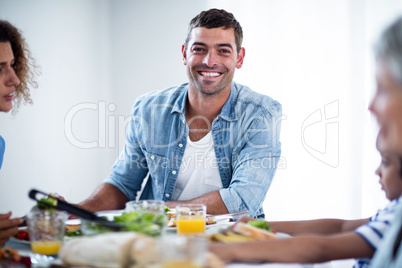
[172,132,223,201]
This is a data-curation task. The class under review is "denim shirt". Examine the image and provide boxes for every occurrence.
[104,81,282,218]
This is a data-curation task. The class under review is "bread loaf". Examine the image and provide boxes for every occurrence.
[59,232,139,268]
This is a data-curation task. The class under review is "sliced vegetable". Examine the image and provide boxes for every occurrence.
[247,219,272,231]
[164,206,170,213]
[37,196,57,211]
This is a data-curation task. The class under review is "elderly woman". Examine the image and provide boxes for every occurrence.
[369,16,402,267]
[0,19,38,247]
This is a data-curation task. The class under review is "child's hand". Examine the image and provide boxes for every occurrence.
[0,212,23,247]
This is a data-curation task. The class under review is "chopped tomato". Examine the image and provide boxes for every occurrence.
[16,230,30,241]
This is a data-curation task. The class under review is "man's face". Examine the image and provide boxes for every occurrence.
[182,27,245,96]
[369,60,402,154]
[0,41,20,112]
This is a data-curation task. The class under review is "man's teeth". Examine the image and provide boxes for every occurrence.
[200,72,221,77]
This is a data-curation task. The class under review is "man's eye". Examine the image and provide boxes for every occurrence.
[219,49,230,54]
[192,47,204,52]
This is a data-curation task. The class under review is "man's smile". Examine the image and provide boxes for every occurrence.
[199,71,222,77]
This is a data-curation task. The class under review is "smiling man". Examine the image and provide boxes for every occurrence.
[79,9,282,218]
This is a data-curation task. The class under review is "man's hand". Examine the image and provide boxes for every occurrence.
[79,183,129,212]
[0,212,23,247]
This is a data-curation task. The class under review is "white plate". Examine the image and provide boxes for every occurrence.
[10,236,31,245]
[66,218,81,225]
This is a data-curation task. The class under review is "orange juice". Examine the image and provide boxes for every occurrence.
[31,240,63,255]
[162,260,202,268]
[177,215,205,234]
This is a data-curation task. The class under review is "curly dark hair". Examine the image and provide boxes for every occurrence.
[184,8,243,54]
[0,20,39,113]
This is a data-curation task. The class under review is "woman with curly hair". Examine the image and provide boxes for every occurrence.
[0,19,38,247]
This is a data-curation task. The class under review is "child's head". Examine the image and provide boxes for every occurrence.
[376,132,402,200]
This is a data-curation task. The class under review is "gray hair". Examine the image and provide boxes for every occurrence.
[375,17,402,85]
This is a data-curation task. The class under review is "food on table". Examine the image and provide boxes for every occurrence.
[81,211,167,237]
[36,195,57,211]
[59,232,223,268]
[206,216,216,225]
[16,228,30,241]
[65,224,82,237]
[59,232,157,268]
[210,231,256,243]
[0,247,31,267]
[247,219,273,231]
[210,220,277,243]
[232,221,277,240]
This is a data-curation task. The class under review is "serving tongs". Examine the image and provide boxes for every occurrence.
[28,188,125,230]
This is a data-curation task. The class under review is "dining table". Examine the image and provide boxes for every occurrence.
[5,228,355,268]
[5,204,355,268]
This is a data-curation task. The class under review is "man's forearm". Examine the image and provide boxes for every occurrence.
[79,183,128,212]
[166,191,229,214]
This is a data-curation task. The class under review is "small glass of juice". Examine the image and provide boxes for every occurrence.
[176,204,206,235]
[27,209,68,256]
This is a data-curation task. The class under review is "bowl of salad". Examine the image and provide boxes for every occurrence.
[81,200,168,237]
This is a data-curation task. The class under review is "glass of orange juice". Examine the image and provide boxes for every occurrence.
[27,209,67,256]
[176,204,206,235]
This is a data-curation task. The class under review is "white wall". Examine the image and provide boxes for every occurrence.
[1,0,402,222]
[0,0,207,216]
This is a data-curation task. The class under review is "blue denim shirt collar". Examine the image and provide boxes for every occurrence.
[171,82,238,122]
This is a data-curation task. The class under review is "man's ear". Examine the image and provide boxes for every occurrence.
[236,47,245,69]
[182,44,187,65]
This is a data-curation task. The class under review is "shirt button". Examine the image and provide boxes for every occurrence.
[150,155,155,160]
[179,144,183,147]
[172,170,177,175]
[165,193,170,198]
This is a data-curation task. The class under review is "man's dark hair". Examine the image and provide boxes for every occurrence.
[184,8,243,54]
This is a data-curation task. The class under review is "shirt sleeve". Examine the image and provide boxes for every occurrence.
[355,198,401,250]
[104,102,149,201]
[219,101,282,218]
[369,202,402,267]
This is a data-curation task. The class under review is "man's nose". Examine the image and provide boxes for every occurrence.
[202,51,218,67]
